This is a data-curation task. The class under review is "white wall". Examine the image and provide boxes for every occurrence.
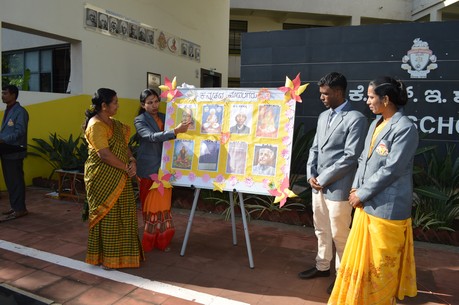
[230,0,413,22]
[1,0,230,100]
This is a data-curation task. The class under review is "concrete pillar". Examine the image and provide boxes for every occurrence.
[430,10,442,21]
[351,15,361,25]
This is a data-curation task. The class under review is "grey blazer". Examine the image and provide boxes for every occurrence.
[0,102,29,160]
[307,102,368,201]
[134,112,176,178]
[353,110,418,220]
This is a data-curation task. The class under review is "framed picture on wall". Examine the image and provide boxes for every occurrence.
[147,72,161,89]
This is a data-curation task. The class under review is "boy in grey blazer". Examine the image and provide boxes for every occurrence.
[1,85,29,220]
[299,73,368,294]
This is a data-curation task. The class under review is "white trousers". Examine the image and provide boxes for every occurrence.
[312,191,353,272]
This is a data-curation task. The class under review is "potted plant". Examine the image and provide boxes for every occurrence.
[28,133,88,179]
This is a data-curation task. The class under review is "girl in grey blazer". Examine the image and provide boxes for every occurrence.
[134,89,189,252]
[329,77,418,304]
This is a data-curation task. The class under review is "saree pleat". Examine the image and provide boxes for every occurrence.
[328,208,417,305]
[139,178,175,252]
[85,120,144,268]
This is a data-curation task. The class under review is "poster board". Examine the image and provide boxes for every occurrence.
[159,87,297,196]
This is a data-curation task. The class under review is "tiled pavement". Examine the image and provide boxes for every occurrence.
[0,187,458,305]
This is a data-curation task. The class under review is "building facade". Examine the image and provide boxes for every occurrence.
[228,0,459,83]
[1,0,230,188]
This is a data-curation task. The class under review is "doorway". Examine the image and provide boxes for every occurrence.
[200,68,221,87]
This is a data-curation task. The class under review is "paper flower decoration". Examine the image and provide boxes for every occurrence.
[268,176,297,207]
[278,73,308,103]
[213,180,226,193]
[149,172,173,196]
[159,76,183,102]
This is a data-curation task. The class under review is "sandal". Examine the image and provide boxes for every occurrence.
[1,209,14,215]
[0,210,28,222]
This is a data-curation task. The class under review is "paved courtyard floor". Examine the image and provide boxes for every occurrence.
[0,187,458,305]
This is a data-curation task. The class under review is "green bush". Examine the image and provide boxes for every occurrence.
[413,144,459,231]
[28,133,88,179]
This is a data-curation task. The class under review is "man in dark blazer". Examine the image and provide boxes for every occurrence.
[299,72,368,294]
[1,85,29,220]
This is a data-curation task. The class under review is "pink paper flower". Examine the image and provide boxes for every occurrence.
[215,174,224,183]
[229,176,238,186]
[159,76,183,102]
[282,149,290,160]
[278,73,309,103]
[267,176,297,207]
[188,172,196,182]
[282,136,291,146]
[162,155,170,163]
[164,141,171,150]
[244,177,254,187]
[202,174,211,183]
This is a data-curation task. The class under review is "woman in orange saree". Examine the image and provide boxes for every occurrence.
[134,89,189,252]
[84,88,144,269]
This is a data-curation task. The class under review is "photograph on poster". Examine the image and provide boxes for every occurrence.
[256,104,280,138]
[86,8,97,27]
[98,12,108,31]
[252,144,277,176]
[201,105,223,134]
[198,140,220,171]
[177,104,196,131]
[172,140,194,170]
[229,104,252,135]
[226,141,248,175]
[109,17,119,34]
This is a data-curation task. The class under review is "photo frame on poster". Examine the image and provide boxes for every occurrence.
[147,72,161,89]
[159,87,297,196]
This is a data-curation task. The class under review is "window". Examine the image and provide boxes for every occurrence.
[2,44,70,93]
[229,20,247,55]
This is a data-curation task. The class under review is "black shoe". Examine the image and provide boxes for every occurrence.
[327,280,335,294]
[298,267,330,279]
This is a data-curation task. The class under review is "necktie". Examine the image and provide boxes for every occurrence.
[327,110,336,128]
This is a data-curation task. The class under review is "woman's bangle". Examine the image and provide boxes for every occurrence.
[129,157,136,163]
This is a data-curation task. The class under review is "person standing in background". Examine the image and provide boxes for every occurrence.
[0,85,29,221]
[83,88,143,269]
[134,89,189,252]
[299,72,368,294]
[328,76,418,304]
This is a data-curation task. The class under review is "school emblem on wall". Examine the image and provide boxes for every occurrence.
[401,38,438,78]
